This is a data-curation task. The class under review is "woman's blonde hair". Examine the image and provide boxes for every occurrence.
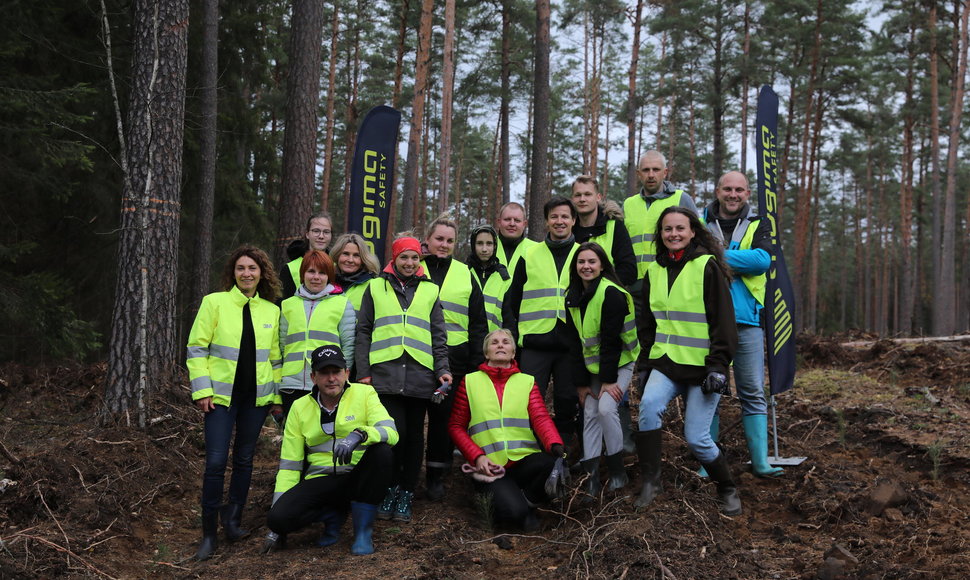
[482,328,516,360]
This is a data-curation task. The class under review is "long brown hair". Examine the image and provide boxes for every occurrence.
[219,245,281,300]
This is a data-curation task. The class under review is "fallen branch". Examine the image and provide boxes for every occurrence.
[0,438,21,464]
[13,532,117,580]
[37,484,70,550]
[841,335,970,348]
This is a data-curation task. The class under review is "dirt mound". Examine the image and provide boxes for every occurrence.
[2,350,970,578]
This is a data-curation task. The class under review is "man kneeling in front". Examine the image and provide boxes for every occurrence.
[263,345,398,555]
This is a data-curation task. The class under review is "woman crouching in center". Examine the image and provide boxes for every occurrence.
[448,329,567,531]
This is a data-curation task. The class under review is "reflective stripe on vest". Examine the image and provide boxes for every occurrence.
[430,258,472,346]
[279,294,348,391]
[624,191,684,278]
[472,270,509,333]
[517,242,578,346]
[368,278,438,370]
[567,279,640,373]
[465,371,540,466]
[647,255,712,366]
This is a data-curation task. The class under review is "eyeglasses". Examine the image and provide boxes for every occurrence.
[310,229,332,236]
[720,186,747,193]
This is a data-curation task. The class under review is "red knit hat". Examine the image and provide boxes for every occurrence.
[391,236,422,261]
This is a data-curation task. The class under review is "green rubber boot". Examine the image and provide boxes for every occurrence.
[742,414,784,477]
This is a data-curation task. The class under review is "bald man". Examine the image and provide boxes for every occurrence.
[701,171,783,478]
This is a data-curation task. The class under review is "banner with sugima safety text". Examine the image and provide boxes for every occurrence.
[755,86,797,395]
[347,105,401,261]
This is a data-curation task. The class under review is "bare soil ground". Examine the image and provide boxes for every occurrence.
[2,333,969,579]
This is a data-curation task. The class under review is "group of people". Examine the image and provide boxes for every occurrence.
[185,150,784,560]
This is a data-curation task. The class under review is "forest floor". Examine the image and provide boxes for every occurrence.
[2,333,970,579]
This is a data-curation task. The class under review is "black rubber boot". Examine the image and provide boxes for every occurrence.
[221,503,249,542]
[425,466,446,502]
[633,429,662,508]
[581,458,601,500]
[194,511,219,561]
[605,452,629,491]
[701,452,742,516]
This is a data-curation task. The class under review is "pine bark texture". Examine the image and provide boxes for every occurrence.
[528,0,551,241]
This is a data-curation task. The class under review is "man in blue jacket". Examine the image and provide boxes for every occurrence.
[702,171,784,477]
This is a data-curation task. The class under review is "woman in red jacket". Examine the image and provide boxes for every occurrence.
[448,329,566,531]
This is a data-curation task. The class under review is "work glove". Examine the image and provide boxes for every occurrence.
[701,371,729,395]
[544,455,569,499]
[333,430,365,465]
[430,381,452,404]
[269,406,285,429]
[260,531,285,554]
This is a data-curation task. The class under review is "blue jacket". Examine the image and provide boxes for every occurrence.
[703,202,771,328]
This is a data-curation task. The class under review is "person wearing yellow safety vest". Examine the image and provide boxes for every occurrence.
[571,174,639,454]
[448,329,566,531]
[186,245,283,561]
[420,216,488,502]
[330,233,381,312]
[263,345,397,556]
[564,242,640,499]
[502,197,580,447]
[467,224,510,333]
[635,207,741,517]
[278,250,356,415]
[355,236,452,524]
[623,151,699,317]
[702,171,784,478]
[494,202,538,274]
[280,211,335,300]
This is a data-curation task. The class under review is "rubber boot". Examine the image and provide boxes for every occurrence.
[377,485,398,520]
[618,398,635,454]
[605,452,629,491]
[425,466,446,501]
[702,452,742,516]
[221,503,248,542]
[350,501,378,555]
[742,414,784,477]
[315,507,347,547]
[392,490,413,522]
[581,458,602,500]
[194,511,219,561]
[697,416,720,479]
[633,429,662,508]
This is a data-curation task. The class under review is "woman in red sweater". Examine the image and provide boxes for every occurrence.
[448,329,565,531]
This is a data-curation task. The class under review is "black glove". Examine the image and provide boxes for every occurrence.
[333,430,365,464]
[430,381,452,404]
[549,443,566,458]
[544,456,569,498]
[701,371,729,395]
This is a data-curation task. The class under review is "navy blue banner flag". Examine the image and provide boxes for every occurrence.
[347,105,401,261]
[755,86,797,395]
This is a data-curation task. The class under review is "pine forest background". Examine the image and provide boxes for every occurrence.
[2,0,970,417]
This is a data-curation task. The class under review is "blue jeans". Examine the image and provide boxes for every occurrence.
[734,325,768,416]
[202,403,269,514]
[638,369,721,463]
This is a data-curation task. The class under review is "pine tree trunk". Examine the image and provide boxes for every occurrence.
[277,0,325,265]
[898,15,917,335]
[321,3,340,210]
[626,0,643,194]
[438,0,456,213]
[400,0,434,233]
[739,0,750,174]
[528,0,551,239]
[102,0,189,426]
[500,0,512,204]
[191,0,218,310]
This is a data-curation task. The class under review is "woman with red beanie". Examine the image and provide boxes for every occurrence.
[355,236,452,523]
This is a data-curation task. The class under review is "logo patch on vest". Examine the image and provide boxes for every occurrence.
[263,323,273,329]
[344,415,355,422]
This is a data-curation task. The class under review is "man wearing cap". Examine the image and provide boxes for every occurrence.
[263,345,398,555]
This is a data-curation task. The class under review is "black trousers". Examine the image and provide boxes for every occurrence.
[425,373,462,470]
[379,394,426,492]
[266,443,392,535]
[519,348,578,442]
[474,452,556,529]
